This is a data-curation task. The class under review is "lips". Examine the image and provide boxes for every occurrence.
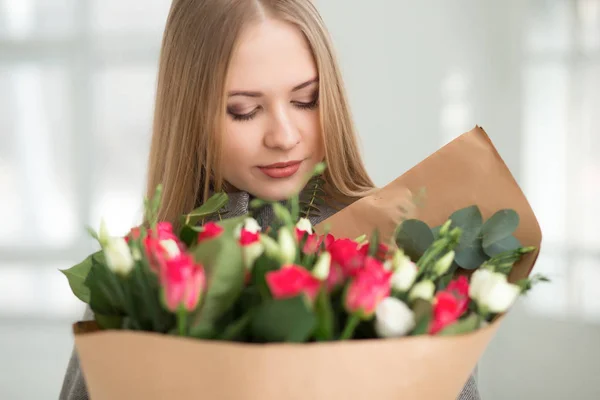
[258,160,303,179]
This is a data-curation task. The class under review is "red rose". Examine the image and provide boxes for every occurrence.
[328,238,365,279]
[447,275,469,314]
[197,222,224,242]
[266,265,321,302]
[429,276,470,334]
[359,242,390,261]
[344,257,392,317]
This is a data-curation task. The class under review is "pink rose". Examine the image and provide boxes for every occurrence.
[344,257,392,317]
[160,253,206,312]
[144,222,185,272]
[266,264,322,302]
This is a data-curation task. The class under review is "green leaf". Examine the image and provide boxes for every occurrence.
[311,161,327,176]
[251,296,316,342]
[94,313,123,330]
[183,192,229,226]
[314,289,335,341]
[431,226,441,240]
[179,225,198,247]
[250,198,266,209]
[454,238,489,270]
[481,209,520,248]
[290,195,300,222]
[190,230,244,336]
[368,229,381,258]
[251,253,281,300]
[128,260,174,333]
[446,206,488,270]
[272,202,293,226]
[483,234,522,257]
[395,219,434,262]
[409,299,432,335]
[438,313,481,336]
[450,206,483,249]
[219,311,256,341]
[60,252,98,303]
[85,258,125,316]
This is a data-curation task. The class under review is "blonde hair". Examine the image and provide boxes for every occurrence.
[146,0,376,226]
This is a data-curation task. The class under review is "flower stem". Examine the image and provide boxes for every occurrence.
[177,307,187,336]
[340,314,361,341]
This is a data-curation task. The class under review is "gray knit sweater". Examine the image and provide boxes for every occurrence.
[59,192,481,400]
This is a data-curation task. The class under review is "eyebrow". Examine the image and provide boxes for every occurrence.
[228,77,318,98]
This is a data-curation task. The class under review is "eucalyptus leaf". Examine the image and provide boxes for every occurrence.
[432,226,441,240]
[449,205,483,250]
[184,192,229,226]
[251,296,316,342]
[60,252,99,303]
[483,234,522,257]
[395,219,434,262]
[454,237,489,270]
[438,313,480,336]
[481,209,519,248]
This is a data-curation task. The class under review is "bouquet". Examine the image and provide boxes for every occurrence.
[62,127,545,399]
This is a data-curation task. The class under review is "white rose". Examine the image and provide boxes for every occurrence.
[235,217,262,238]
[159,239,181,259]
[469,269,521,313]
[375,297,416,338]
[433,251,455,276]
[295,217,313,235]
[312,251,331,281]
[277,227,297,264]
[390,258,418,292]
[104,237,134,276]
[242,242,264,271]
[408,280,435,302]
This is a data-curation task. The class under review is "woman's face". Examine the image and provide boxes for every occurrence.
[222,18,324,201]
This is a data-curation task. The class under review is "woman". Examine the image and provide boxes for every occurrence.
[60,1,480,399]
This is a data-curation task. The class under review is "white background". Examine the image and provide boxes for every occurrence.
[0,0,599,398]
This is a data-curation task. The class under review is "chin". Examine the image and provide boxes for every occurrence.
[251,181,304,202]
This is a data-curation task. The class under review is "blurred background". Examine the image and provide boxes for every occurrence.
[0,0,598,398]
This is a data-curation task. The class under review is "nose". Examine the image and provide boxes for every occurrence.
[263,105,300,151]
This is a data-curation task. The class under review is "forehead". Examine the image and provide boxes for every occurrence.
[227,18,318,90]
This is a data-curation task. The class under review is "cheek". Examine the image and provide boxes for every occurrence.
[301,111,323,155]
[222,121,259,165]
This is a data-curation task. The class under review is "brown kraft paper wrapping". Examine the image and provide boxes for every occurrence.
[74,126,542,400]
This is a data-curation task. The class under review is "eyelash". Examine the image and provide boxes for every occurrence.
[228,97,319,122]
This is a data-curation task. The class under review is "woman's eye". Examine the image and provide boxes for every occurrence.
[227,107,259,122]
[292,92,319,110]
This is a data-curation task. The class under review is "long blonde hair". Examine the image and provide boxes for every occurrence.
[146,0,376,226]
